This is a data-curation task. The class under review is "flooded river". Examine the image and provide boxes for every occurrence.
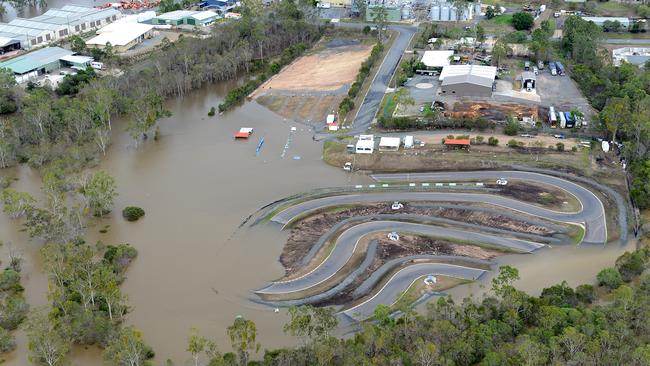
[0,82,636,365]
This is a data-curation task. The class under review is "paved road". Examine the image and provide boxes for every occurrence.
[342,263,486,320]
[334,23,417,134]
[603,38,650,45]
[371,170,607,244]
[256,220,542,295]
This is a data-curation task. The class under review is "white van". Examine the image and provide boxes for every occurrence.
[90,61,105,70]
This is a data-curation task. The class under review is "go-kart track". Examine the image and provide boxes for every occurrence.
[253,170,611,321]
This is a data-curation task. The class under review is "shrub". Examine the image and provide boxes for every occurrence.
[571,146,577,152]
[512,12,534,30]
[505,31,528,43]
[597,267,623,289]
[488,137,499,146]
[504,118,520,136]
[122,206,145,222]
[556,142,565,152]
[576,284,596,303]
[208,107,216,116]
[507,139,520,148]
[615,249,649,282]
[475,135,485,144]
[541,281,578,307]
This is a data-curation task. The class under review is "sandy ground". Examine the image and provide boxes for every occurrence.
[251,44,373,96]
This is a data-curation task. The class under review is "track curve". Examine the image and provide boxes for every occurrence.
[342,262,486,320]
[256,221,542,295]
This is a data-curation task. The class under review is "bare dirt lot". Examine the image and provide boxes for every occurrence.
[252,41,372,125]
[252,43,372,95]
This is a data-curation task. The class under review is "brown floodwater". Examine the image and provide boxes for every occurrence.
[0,82,636,365]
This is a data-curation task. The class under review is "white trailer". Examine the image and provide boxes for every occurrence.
[558,111,566,128]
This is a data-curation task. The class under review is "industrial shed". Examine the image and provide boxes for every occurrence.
[86,23,154,53]
[152,10,220,26]
[439,65,496,97]
[0,6,120,49]
[0,46,73,82]
[420,50,454,69]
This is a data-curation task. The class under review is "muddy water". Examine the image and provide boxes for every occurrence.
[0,80,636,365]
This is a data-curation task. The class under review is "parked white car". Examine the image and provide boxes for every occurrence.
[391,201,404,210]
[496,178,508,186]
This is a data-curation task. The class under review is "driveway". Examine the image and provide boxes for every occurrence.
[334,23,418,134]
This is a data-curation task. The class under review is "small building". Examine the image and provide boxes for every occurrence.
[59,54,94,70]
[379,137,401,151]
[444,139,470,149]
[521,71,536,91]
[199,0,238,11]
[420,50,454,69]
[0,46,73,82]
[404,135,414,149]
[439,64,497,97]
[0,36,21,55]
[152,10,220,26]
[581,16,630,28]
[86,23,155,53]
[355,134,375,154]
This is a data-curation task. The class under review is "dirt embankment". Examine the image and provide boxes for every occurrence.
[488,181,581,212]
[445,101,540,121]
[281,203,556,275]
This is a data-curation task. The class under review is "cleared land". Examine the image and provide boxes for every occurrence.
[252,41,372,125]
[253,44,372,94]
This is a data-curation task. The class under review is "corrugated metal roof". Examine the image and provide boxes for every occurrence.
[9,18,64,31]
[439,64,496,82]
[0,46,72,74]
[0,36,20,47]
[155,10,198,21]
[442,73,493,88]
[0,24,52,37]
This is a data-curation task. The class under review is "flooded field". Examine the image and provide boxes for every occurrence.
[0,81,636,365]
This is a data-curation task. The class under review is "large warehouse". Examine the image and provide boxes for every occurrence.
[0,6,121,49]
[439,65,497,97]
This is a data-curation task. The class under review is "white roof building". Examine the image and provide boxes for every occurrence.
[86,23,154,52]
[355,134,375,154]
[612,47,650,67]
[421,50,454,68]
[379,137,401,151]
[439,64,497,82]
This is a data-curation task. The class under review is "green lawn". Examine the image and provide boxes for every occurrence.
[481,14,515,35]
[491,14,513,26]
[592,1,637,17]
